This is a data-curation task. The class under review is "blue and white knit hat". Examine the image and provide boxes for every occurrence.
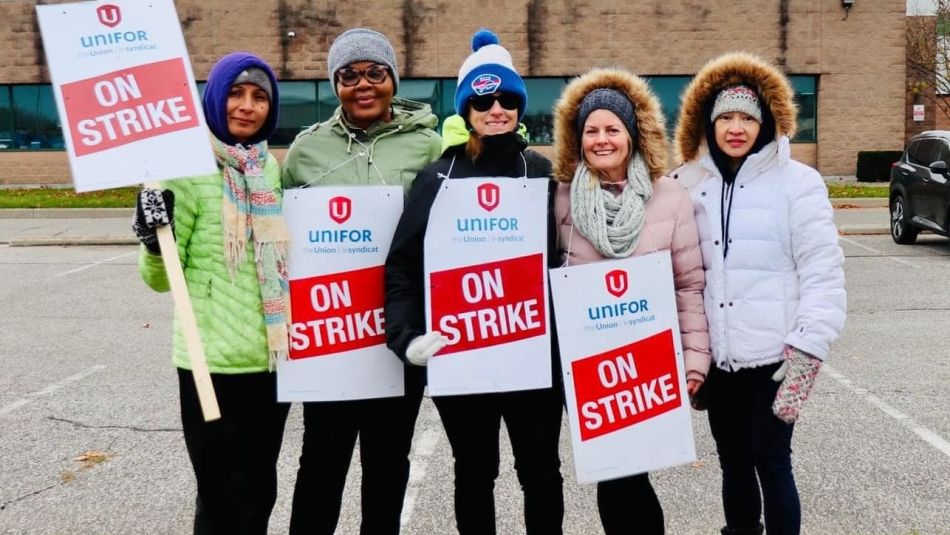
[454,29,528,121]
[710,84,762,123]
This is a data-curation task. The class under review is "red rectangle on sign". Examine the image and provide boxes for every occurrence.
[288,265,386,360]
[571,330,681,441]
[429,253,546,356]
[61,58,200,157]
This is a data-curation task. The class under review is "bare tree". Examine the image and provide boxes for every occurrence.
[907,0,950,119]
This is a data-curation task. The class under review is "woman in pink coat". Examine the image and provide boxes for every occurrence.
[551,68,711,535]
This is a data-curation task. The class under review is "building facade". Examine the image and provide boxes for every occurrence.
[0,0,906,185]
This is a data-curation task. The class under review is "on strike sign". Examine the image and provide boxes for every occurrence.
[424,178,551,396]
[36,0,215,192]
[279,186,405,402]
[572,331,681,441]
[429,254,546,354]
[61,58,199,156]
[550,252,696,484]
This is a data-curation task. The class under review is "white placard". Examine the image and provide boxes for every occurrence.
[36,0,215,192]
[913,104,925,122]
[550,251,696,484]
[424,178,551,396]
[279,186,405,402]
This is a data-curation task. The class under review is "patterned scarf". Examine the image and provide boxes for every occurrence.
[570,152,654,258]
[213,137,290,366]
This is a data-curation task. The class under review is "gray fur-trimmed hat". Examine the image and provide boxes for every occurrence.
[327,28,399,96]
[576,88,638,141]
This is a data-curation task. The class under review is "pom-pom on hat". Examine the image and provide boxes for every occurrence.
[710,84,762,123]
[327,28,399,96]
[454,29,528,121]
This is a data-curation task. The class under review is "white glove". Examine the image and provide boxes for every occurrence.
[405,331,449,367]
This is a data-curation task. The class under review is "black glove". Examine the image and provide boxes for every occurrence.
[132,189,175,255]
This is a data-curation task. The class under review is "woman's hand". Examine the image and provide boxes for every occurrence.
[132,188,175,255]
[405,331,449,367]
[686,378,703,397]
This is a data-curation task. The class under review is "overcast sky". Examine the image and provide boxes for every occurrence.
[908,0,937,15]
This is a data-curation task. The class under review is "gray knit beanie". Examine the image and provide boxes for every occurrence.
[327,28,399,96]
[232,67,273,103]
[576,88,638,141]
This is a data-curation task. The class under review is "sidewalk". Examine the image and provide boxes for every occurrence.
[0,209,137,246]
[0,202,891,246]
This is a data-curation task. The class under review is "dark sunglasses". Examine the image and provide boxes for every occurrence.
[469,92,520,112]
[336,65,389,87]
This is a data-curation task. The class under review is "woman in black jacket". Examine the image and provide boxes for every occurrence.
[384,29,563,535]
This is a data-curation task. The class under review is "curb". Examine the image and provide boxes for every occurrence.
[8,236,139,247]
[838,226,890,236]
[831,198,887,208]
[0,208,133,219]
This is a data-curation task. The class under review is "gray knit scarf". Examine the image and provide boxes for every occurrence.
[569,152,654,258]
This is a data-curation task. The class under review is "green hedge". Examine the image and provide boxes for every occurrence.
[856,150,903,182]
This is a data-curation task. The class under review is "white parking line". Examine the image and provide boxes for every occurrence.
[400,409,443,528]
[839,236,920,268]
[54,251,136,277]
[822,364,950,459]
[0,365,108,416]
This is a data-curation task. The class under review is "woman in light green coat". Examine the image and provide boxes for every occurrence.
[133,51,289,535]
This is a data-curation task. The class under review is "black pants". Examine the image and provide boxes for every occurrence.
[433,387,564,535]
[289,365,426,535]
[597,472,664,534]
[178,369,290,535]
[707,364,800,535]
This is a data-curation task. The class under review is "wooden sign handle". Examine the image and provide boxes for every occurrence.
[145,181,221,422]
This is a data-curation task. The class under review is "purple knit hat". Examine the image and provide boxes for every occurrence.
[202,52,280,145]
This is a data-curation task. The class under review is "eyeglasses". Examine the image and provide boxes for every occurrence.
[469,92,520,112]
[336,65,389,87]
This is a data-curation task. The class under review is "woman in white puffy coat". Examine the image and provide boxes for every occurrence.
[671,52,846,535]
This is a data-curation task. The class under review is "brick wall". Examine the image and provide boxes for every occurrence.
[0,0,906,184]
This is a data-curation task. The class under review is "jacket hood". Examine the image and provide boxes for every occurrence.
[552,68,668,183]
[674,52,797,164]
[203,52,280,145]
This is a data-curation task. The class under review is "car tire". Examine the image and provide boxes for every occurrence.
[890,195,919,244]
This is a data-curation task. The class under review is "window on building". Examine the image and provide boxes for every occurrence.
[0,87,12,149]
[274,81,317,146]
[0,74,821,150]
[9,85,62,149]
[522,78,566,145]
[645,76,691,136]
[790,75,817,143]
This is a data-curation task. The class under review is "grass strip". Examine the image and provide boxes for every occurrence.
[0,187,138,209]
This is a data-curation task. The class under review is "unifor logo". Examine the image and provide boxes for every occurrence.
[328,196,352,224]
[97,4,121,28]
[471,74,501,96]
[605,269,628,298]
[476,183,500,212]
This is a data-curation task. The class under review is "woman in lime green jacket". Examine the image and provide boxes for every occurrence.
[134,51,289,535]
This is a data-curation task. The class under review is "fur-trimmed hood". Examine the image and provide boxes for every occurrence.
[674,52,797,164]
[553,68,668,182]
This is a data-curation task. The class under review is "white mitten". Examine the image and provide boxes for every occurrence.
[405,331,449,367]
[771,346,822,423]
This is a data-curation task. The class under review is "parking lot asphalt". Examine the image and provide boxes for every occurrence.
[0,200,891,246]
[1,233,948,534]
